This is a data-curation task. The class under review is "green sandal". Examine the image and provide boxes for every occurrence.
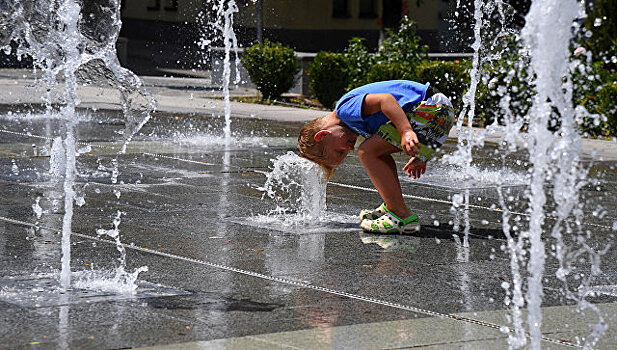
[360,208,420,234]
[359,203,388,221]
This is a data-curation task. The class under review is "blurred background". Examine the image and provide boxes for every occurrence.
[0,0,533,76]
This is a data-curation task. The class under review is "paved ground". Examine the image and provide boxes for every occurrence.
[1,70,617,349]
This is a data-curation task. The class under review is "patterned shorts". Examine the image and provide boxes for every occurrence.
[376,94,455,162]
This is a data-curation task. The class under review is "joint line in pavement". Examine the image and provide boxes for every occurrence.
[142,152,215,166]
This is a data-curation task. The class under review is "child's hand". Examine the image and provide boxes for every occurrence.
[401,130,421,156]
[403,157,426,179]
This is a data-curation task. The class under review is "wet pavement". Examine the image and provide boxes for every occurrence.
[1,75,617,349]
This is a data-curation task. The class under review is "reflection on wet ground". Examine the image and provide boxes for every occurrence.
[1,108,617,348]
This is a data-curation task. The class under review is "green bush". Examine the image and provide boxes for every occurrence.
[599,81,617,130]
[571,57,617,136]
[241,41,299,100]
[344,37,374,90]
[583,0,617,69]
[573,60,607,135]
[375,16,428,67]
[343,17,427,90]
[308,51,349,109]
[415,60,470,111]
[472,35,616,135]
[580,80,617,136]
[365,62,416,83]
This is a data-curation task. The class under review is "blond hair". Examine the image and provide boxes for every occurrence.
[297,115,336,180]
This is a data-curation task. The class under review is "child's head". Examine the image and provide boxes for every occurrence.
[298,115,357,179]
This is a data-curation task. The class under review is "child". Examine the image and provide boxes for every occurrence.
[298,80,455,234]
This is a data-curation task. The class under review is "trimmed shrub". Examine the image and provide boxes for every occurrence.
[365,62,416,83]
[415,60,470,111]
[308,51,349,109]
[241,40,299,100]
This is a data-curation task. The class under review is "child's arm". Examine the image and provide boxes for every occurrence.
[403,157,426,179]
[362,93,420,156]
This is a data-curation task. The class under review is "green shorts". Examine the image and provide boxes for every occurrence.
[376,101,455,162]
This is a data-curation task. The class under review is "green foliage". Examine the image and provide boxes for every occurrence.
[304,10,617,137]
[598,81,617,129]
[583,0,617,69]
[365,62,416,84]
[309,17,466,111]
[472,33,617,136]
[343,37,374,90]
[576,0,617,134]
[571,58,617,136]
[573,60,605,135]
[375,16,428,67]
[415,60,470,111]
[343,17,428,90]
[308,51,349,109]
[363,59,470,112]
[241,40,299,101]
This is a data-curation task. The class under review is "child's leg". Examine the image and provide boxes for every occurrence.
[357,135,412,219]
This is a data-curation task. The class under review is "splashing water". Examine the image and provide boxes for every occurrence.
[10,159,19,175]
[92,210,148,292]
[218,0,241,146]
[72,266,148,294]
[1,0,153,290]
[257,152,327,226]
[446,0,488,247]
[407,160,528,189]
[452,0,610,348]
[519,1,608,348]
[32,197,43,219]
[200,0,242,146]
[447,0,611,347]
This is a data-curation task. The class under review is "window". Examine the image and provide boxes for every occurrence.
[147,0,160,11]
[332,0,349,18]
[164,0,178,11]
[359,0,377,18]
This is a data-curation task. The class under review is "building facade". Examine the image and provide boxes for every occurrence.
[118,0,455,73]
[2,1,534,71]
[120,0,453,50]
